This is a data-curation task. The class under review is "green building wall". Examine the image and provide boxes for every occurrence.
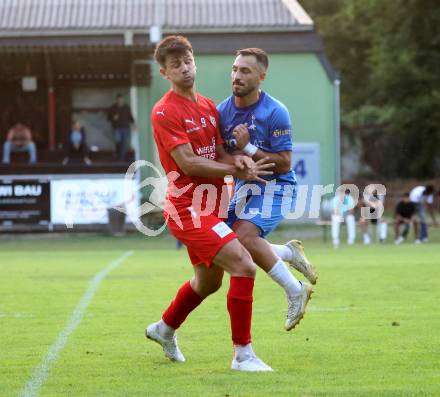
[138,52,337,187]
[136,67,168,181]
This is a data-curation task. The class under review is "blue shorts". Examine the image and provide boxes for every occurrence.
[226,180,297,238]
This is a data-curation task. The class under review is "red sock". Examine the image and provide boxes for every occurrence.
[227,276,254,345]
[162,280,204,330]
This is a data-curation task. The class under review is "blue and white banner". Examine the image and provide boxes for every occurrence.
[51,178,139,225]
[293,142,320,188]
[291,142,321,221]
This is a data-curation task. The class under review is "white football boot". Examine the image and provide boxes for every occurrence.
[285,240,318,284]
[285,282,314,331]
[145,322,185,362]
[231,344,273,372]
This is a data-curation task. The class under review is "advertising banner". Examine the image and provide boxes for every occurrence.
[50,178,139,225]
[0,179,50,224]
[291,142,321,221]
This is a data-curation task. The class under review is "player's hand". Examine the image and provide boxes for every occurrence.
[233,154,254,170]
[232,124,250,149]
[234,157,274,183]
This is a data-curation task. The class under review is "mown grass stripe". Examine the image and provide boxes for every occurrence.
[19,250,134,397]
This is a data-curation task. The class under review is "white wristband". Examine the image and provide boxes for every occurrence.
[243,142,258,156]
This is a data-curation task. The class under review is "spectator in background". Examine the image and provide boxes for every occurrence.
[62,120,91,165]
[331,188,356,248]
[2,123,37,164]
[409,185,438,243]
[394,193,417,244]
[107,94,135,161]
[358,189,387,244]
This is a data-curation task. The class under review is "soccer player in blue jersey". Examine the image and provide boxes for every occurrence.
[217,48,317,330]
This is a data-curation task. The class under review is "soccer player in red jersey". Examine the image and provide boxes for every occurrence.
[145,36,274,371]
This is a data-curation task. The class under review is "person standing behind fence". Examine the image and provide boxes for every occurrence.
[331,188,356,248]
[409,185,438,243]
[358,189,387,244]
[394,193,417,244]
[107,94,135,161]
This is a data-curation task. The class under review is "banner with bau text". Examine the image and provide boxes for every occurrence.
[0,179,50,224]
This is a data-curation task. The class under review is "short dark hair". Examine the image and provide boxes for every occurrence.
[236,48,269,71]
[154,35,194,67]
[116,93,123,99]
[403,192,410,197]
[424,185,434,195]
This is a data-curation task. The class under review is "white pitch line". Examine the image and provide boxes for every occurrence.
[19,250,134,397]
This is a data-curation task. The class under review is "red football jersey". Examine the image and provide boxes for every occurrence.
[152,90,225,211]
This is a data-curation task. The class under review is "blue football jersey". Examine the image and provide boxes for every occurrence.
[217,91,295,184]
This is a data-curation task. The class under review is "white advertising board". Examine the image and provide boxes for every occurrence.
[51,178,139,225]
[291,142,321,221]
[292,142,321,188]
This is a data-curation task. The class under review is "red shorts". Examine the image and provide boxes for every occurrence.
[166,207,236,267]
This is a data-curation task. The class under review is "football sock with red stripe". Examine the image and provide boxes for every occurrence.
[162,280,204,330]
[227,276,254,345]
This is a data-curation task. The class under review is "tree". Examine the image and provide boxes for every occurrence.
[300,0,440,178]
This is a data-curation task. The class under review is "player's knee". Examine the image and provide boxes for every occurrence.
[237,233,256,253]
[217,240,255,277]
[233,247,256,278]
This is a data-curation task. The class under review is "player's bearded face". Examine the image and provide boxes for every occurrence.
[163,52,196,89]
[231,55,264,97]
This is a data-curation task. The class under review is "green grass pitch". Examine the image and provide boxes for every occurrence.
[1,228,439,397]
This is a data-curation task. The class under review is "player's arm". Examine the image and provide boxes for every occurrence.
[252,148,291,175]
[170,143,273,182]
[232,124,291,174]
[216,144,255,171]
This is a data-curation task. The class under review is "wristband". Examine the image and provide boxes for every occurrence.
[243,142,258,156]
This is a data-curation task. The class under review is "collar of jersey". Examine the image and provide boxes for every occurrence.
[169,89,199,104]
